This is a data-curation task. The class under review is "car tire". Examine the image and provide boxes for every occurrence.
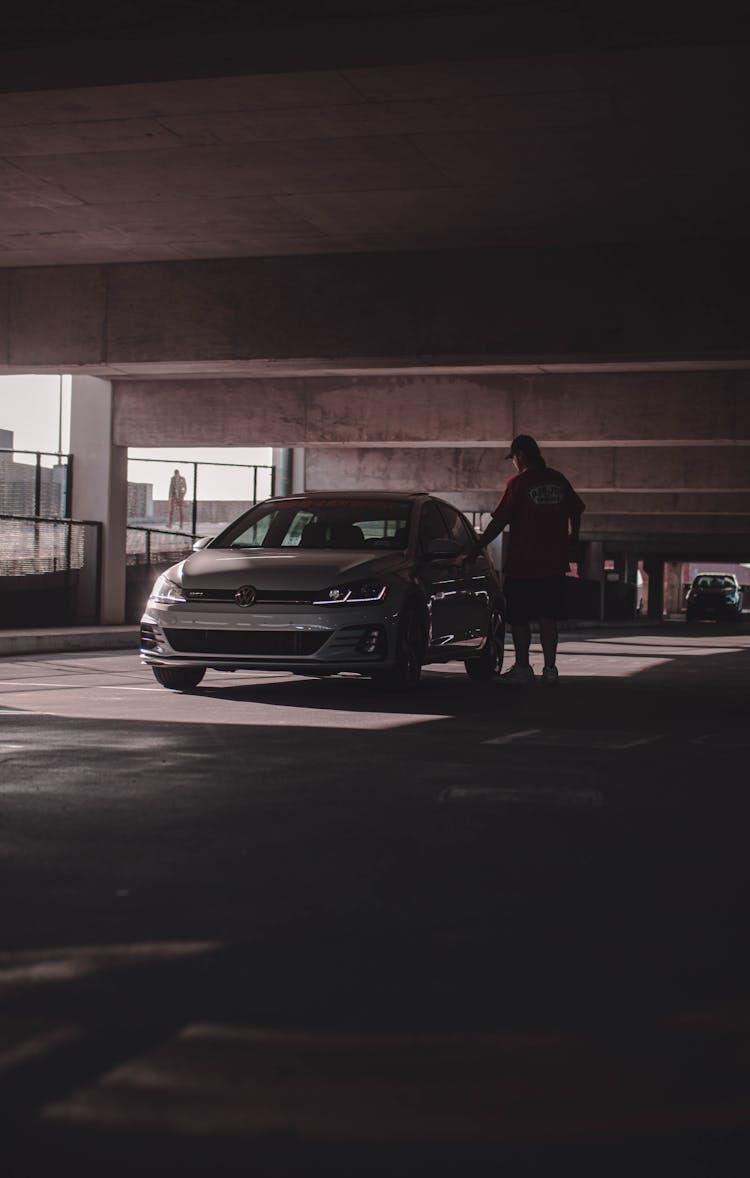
[465,604,505,681]
[379,604,426,690]
[151,666,206,691]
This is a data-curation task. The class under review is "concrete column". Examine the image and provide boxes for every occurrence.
[70,376,127,624]
[645,559,665,621]
[291,447,306,493]
[580,540,605,621]
[272,447,306,497]
[665,560,685,616]
[273,448,293,496]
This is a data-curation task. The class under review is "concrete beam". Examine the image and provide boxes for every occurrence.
[303,446,750,494]
[445,490,750,517]
[3,241,750,372]
[111,370,750,448]
[584,515,750,538]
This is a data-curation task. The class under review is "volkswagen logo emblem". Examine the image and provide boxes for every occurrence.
[234,585,257,608]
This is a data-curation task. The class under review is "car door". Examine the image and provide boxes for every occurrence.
[436,503,494,650]
[416,501,473,650]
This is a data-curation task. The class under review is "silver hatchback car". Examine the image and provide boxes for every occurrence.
[140,492,505,689]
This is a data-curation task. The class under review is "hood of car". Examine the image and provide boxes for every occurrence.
[177,548,406,590]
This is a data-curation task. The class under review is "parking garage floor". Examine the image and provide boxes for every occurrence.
[1,624,749,1175]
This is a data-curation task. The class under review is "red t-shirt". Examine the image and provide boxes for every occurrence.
[492,464,585,577]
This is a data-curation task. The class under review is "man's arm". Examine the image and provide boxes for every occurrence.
[568,486,585,541]
[468,499,511,560]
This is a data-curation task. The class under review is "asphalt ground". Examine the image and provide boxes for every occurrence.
[1,623,749,1176]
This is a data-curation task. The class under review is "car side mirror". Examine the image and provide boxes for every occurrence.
[192,536,211,551]
[423,538,463,560]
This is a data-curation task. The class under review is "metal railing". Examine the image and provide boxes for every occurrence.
[0,513,101,626]
[127,456,274,536]
[0,448,72,519]
[126,525,196,567]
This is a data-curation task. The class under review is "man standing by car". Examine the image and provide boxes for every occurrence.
[469,434,585,685]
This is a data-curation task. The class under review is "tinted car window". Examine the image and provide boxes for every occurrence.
[215,500,413,550]
[418,502,451,551]
[437,503,475,552]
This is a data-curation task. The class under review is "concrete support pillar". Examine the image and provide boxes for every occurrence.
[272,447,305,496]
[273,448,293,496]
[292,448,306,493]
[580,540,605,621]
[665,560,685,616]
[645,558,665,621]
[70,376,127,624]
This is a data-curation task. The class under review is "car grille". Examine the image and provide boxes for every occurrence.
[183,588,317,604]
[164,629,331,656]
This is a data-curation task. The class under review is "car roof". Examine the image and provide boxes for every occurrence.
[264,491,432,503]
[694,572,738,580]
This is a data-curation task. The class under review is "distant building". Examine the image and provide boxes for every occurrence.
[0,428,68,516]
[127,481,154,522]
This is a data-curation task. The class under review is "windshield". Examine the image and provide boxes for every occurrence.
[214,500,413,551]
[694,575,736,590]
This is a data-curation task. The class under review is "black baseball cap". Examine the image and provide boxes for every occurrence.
[505,434,542,461]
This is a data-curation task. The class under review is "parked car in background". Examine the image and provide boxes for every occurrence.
[141,492,505,690]
[685,573,743,623]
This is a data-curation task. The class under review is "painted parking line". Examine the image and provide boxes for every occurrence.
[0,941,221,998]
[0,1022,80,1078]
[690,732,750,747]
[440,786,604,809]
[0,711,55,717]
[483,730,661,750]
[42,1021,750,1141]
[482,728,541,746]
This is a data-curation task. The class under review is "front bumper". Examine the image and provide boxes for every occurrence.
[139,601,400,673]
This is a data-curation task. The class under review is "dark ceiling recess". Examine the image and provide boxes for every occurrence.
[1,3,743,94]
[3,1,744,52]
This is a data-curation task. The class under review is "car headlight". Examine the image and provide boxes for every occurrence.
[149,574,186,604]
[313,579,389,605]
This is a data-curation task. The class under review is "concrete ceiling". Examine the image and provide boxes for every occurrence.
[1,3,748,269]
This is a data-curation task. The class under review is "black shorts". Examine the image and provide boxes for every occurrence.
[504,576,568,625]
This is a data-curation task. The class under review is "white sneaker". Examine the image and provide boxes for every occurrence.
[542,666,559,686]
[499,663,535,685]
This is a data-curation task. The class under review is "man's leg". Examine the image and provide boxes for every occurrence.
[539,617,559,685]
[168,497,174,526]
[538,617,558,668]
[512,622,532,667]
[499,579,535,683]
[499,621,535,683]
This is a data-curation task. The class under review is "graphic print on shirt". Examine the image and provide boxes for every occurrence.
[529,483,564,507]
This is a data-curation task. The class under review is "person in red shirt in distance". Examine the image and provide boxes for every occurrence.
[469,434,585,686]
